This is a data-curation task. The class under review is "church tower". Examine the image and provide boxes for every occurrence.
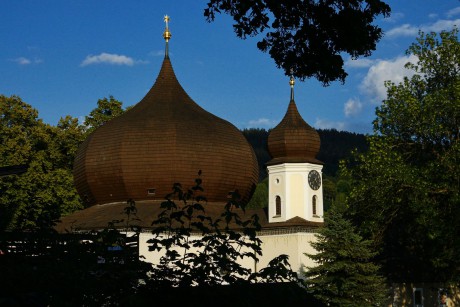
[266,75,323,223]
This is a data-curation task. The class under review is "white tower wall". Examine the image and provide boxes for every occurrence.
[268,162,324,223]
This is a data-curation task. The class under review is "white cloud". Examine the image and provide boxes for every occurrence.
[345,58,375,68]
[447,7,460,18]
[9,57,43,65]
[359,54,417,104]
[80,52,137,67]
[425,19,460,33]
[247,118,279,128]
[314,118,346,131]
[17,57,31,65]
[344,98,363,117]
[386,19,460,38]
[386,23,418,38]
[78,116,86,125]
[384,12,404,23]
[11,57,31,65]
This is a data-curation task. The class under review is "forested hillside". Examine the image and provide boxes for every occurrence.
[242,128,368,180]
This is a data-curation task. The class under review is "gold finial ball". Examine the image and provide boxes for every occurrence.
[163,30,171,41]
[289,76,295,87]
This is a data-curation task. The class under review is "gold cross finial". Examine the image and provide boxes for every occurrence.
[163,15,171,42]
[163,15,172,57]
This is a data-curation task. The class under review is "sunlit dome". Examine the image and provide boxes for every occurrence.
[267,76,321,165]
[73,17,258,206]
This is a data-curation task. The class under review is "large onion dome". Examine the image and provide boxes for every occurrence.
[267,76,321,165]
[73,18,258,206]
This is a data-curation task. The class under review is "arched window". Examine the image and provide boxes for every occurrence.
[312,195,317,216]
[275,196,281,216]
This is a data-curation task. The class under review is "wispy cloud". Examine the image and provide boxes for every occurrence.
[383,12,404,23]
[447,7,460,18]
[345,58,375,69]
[386,24,418,38]
[386,19,460,38]
[426,19,460,32]
[10,57,43,65]
[344,98,363,117]
[78,116,86,125]
[14,57,31,65]
[247,118,279,128]
[359,54,417,104]
[80,52,147,67]
[314,118,346,131]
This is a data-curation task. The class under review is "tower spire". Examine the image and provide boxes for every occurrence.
[289,68,295,101]
[163,15,172,58]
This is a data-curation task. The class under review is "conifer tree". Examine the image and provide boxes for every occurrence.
[303,209,387,306]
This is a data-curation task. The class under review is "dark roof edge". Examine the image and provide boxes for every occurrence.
[266,157,324,166]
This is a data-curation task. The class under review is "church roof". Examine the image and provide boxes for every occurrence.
[267,77,321,165]
[55,200,322,233]
[73,18,258,206]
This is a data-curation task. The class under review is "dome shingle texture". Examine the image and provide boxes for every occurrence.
[267,99,321,165]
[73,57,259,206]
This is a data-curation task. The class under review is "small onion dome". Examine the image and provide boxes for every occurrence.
[267,98,321,165]
[73,56,259,206]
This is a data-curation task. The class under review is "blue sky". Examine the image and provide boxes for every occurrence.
[1,1,459,134]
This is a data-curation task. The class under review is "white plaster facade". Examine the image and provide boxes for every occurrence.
[267,162,324,224]
[136,161,324,276]
[138,230,319,275]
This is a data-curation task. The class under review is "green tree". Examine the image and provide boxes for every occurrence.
[54,115,87,169]
[84,96,126,134]
[247,177,268,209]
[0,95,131,231]
[205,0,391,84]
[322,177,336,211]
[304,209,387,306]
[0,95,83,230]
[343,29,460,282]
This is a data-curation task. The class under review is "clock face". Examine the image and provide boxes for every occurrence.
[308,170,321,190]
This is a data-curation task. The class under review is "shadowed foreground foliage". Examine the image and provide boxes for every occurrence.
[0,177,323,306]
[0,231,322,306]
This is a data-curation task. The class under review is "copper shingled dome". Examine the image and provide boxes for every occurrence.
[267,88,321,165]
[73,55,259,206]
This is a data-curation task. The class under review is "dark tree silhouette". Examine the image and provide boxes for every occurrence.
[205,0,391,85]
